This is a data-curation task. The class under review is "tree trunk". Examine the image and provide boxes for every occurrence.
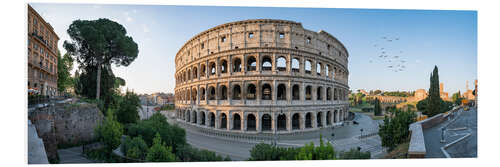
[96,63,101,100]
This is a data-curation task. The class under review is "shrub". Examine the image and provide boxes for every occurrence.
[146,133,176,162]
[116,91,141,124]
[378,109,416,151]
[121,136,148,160]
[94,109,123,154]
[339,148,371,159]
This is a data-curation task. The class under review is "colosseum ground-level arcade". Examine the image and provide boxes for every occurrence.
[174,19,350,134]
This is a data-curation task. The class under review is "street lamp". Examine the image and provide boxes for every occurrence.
[360,128,364,139]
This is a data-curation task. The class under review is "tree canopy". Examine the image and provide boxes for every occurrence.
[64,18,138,100]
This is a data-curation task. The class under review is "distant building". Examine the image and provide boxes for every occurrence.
[414,89,428,101]
[359,89,369,96]
[439,83,450,101]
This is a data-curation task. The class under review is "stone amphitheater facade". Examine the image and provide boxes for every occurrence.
[174,19,350,135]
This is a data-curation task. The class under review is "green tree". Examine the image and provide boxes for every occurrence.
[95,109,123,154]
[146,133,176,162]
[57,52,74,93]
[116,91,140,124]
[295,135,336,160]
[416,98,428,112]
[425,66,442,117]
[374,98,382,116]
[378,109,416,151]
[452,91,463,106]
[64,18,139,100]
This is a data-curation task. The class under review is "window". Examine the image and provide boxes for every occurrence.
[279,32,285,39]
[248,32,254,38]
[221,36,226,43]
[201,43,204,49]
[306,37,311,44]
[327,44,331,50]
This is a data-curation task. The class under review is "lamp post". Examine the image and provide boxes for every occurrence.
[360,128,364,139]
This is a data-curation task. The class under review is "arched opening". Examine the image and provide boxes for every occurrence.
[233,113,241,130]
[317,62,322,76]
[200,87,206,101]
[262,83,272,100]
[233,58,242,72]
[334,88,338,100]
[292,113,300,130]
[277,57,286,71]
[219,85,227,100]
[188,69,191,80]
[201,64,206,77]
[209,86,216,100]
[326,87,332,100]
[334,110,338,123]
[292,58,300,72]
[220,113,227,129]
[305,86,312,100]
[261,114,272,131]
[305,112,312,128]
[201,112,206,125]
[326,65,330,77]
[232,84,241,100]
[193,110,197,124]
[317,86,323,100]
[247,56,256,71]
[277,114,287,131]
[317,112,323,127]
[277,84,287,100]
[210,112,215,127]
[246,84,256,100]
[220,59,227,73]
[262,56,272,71]
[247,114,256,131]
[186,110,190,122]
[191,88,197,103]
[326,111,331,125]
[193,67,198,79]
[305,60,312,74]
[292,84,300,100]
[209,62,216,75]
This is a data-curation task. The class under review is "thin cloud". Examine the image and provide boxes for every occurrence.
[142,24,150,33]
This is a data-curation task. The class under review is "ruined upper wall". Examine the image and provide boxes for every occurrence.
[175,19,349,70]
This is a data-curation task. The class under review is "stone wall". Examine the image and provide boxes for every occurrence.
[28,102,103,161]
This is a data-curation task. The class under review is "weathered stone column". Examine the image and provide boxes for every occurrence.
[312,111,317,129]
[228,112,233,130]
[205,111,210,127]
[286,112,291,132]
[256,112,262,132]
[215,110,220,129]
[243,112,248,131]
[300,112,305,130]
[321,111,327,128]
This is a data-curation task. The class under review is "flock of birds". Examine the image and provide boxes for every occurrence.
[369,36,407,72]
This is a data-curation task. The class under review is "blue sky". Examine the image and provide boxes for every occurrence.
[30,3,477,95]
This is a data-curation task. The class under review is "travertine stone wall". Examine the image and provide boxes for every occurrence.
[174,19,350,134]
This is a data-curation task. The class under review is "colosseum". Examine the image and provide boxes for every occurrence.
[174,19,350,135]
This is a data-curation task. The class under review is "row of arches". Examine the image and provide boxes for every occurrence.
[175,82,348,102]
[176,54,348,84]
[176,109,349,132]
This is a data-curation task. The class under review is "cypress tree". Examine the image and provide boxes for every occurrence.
[426,66,442,116]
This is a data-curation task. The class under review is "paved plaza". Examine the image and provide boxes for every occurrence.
[423,107,477,158]
[173,112,385,160]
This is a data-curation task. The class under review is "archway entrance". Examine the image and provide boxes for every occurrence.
[317,112,322,127]
[233,113,241,130]
[220,113,227,129]
[305,113,312,128]
[209,112,215,127]
[247,114,256,131]
[277,114,287,131]
[292,113,300,130]
[261,114,272,131]
[201,112,206,125]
